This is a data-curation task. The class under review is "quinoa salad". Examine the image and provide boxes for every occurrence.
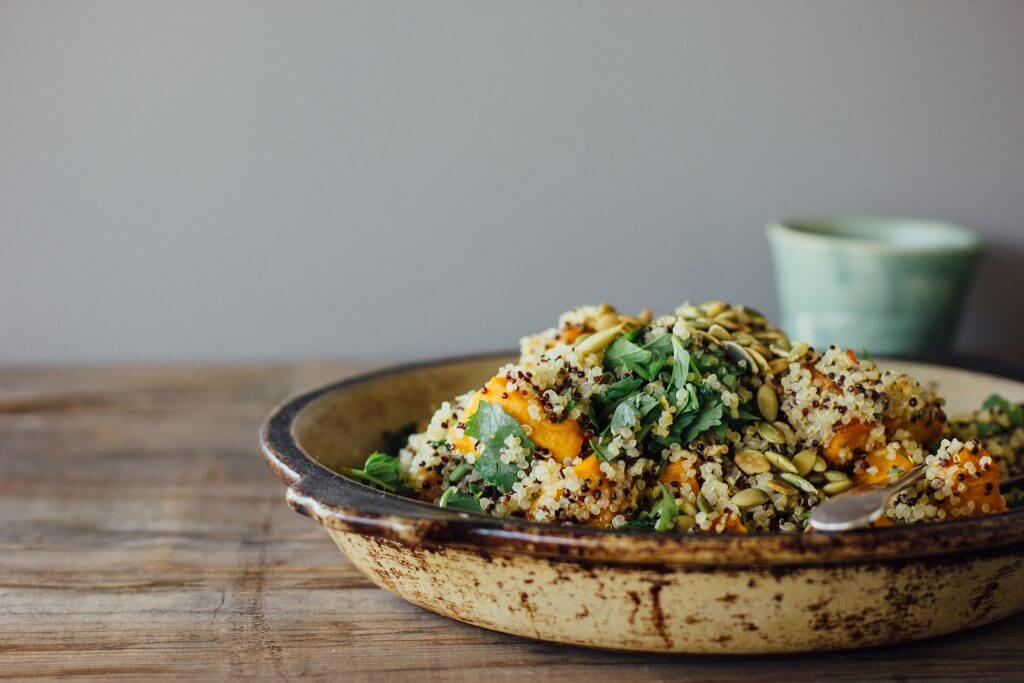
[345,302,1021,534]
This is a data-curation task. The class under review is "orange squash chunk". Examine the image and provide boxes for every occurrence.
[824,419,876,465]
[854,445,916,487]
[450,376,585,463]
[659,459,701,498]
[938,445,1007,516]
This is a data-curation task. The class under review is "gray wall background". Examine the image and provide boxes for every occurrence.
[3,1,1023,364]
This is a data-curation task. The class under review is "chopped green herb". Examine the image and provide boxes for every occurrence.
[448,462,472,484]
[603,335,668,381]
[653,483,679,532]
[982,394,1024,427]
[464,401,535,492]
[591,435,616,462]
[669,335,691,396]
[341,451,410,494]
[439,487,482,513]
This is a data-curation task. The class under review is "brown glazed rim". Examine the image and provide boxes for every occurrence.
[260,352,1024,567]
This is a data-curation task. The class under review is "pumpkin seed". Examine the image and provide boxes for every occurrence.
[724,341,757,373]
[676,303,700,318]
[767,358,791,375]
[735,449,771,474]
[756,384,779,421]
[764,450,798,474]
[787,342,809,361]
[823,470,850,483]
[792,449,817,477]
[756,421,785,445]
[697,493,714,515]
[780,472,818,494]
[731,487,770,508]
[597,302,616,315]
[703,301,727,317]
[774,421,796,444]
[766,476,798,496]
[823,480,853,496]
[708,323,733,341]
[575,323,624,354]
[594,312,620,330]
[680,499,698,516]
[813,455,828,473]
[748,347,770,373]
[637,308,653,325]
[689,318,712,330]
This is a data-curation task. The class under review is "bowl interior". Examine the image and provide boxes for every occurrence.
[294,354,513,472]
[294,355,1024,475]
[772,216,982,251]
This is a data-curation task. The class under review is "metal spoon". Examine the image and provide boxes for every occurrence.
[808,464,926,532]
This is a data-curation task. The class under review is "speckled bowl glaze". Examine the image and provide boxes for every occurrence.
[260,354,1024,654]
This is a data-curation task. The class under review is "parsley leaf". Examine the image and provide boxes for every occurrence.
[982,394,1024,427]
[591,435,616,462]
[363,452,406,490]
[653,483,679,532]
[593,377,645,416]
[669,335,691,396]
[438,487,482,513]
[342,451,411,494]
[609,392,661,432]
[682,393,724,443]
[604,336,667,381]
[621,516,657,530]
[463,401,534,492]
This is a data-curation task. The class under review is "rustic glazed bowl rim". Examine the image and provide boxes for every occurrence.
[260,352,1024,567]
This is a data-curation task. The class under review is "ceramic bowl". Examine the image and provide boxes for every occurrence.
[768,216,983,355]
[259,353,1024,654]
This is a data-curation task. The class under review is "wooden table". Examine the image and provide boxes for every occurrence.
[2,362,1022,681]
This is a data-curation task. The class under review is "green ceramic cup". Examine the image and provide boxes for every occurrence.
[767,216,984,355]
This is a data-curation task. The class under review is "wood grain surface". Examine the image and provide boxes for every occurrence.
[2,361,1023,681]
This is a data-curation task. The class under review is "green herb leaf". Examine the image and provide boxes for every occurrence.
[669,335,690,396]
[448,462,472,484]
[591,436,616,462]
[438,487,482,513]
[653,482,679,532]
[593,377,645,415]
[610,392,661,432]
[604,336,667,381]
[621,515,656,530]
[464,401,535,492]
[610,399,640,431]
[681,389,724,443]
[363,452,405,490]
[342,451,410,493]
[982,394,1024,426]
